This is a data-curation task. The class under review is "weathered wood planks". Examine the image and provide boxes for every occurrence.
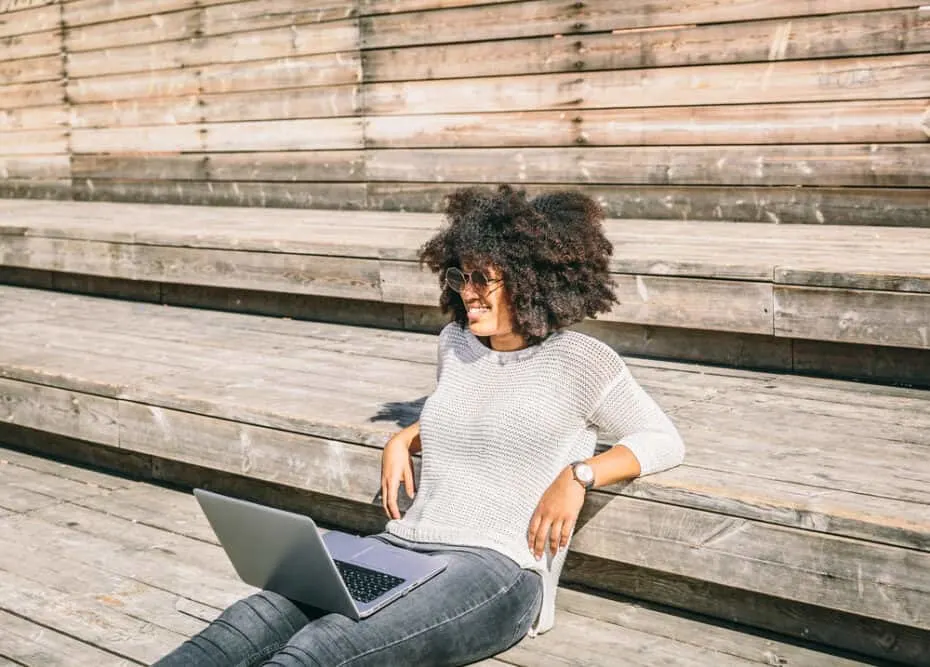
[0,445,877,666]
[0,292,929,662]
[359,1,928,49]
[2,0,927,224]
[4,200,930,351]
[362,7,930,80]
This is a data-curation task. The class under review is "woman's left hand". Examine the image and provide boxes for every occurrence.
[527,467,586,560]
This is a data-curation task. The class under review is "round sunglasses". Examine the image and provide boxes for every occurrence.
[444,267,503,293]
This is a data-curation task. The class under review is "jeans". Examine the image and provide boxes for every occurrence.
[154,533,543,667]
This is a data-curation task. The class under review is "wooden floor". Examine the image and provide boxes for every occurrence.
[0,443,881,667]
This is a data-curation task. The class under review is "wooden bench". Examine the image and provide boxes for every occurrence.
[1,284,927,665]
[0,444,878,666]
[2,199,930,385]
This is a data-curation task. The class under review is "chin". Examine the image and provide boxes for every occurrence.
[467,320,496,336]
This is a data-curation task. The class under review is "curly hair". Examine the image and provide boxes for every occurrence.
[418,185,616,344]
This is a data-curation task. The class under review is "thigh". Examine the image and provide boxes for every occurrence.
[154,591,324,667]
[264,549,543,667]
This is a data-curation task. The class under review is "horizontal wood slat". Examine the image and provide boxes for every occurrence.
[775,286,930,349]
[67,53,359,104]
[362,53,930,115]
[0,54,61,85]
[70,86,360,128]
[363,144,930,187]
[364,8,930,81]
[0,128,67,154]
[72,152,367,182]
[65,12,358,54]
[72,180,369,209]
[367,183,930,226]
[0,155,69,179]
[1,28,61,60]
[0,3,59,39]
[365,100,930,147]
[66,26,362,79]
[0,80,63,109]
[70,119,365,153]
[62,0,356,30]
[0,104,67,131]
[360,0,926,49]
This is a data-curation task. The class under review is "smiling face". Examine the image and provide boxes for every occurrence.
[457,263,527,351]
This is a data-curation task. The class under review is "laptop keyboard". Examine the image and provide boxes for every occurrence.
[334,560,405,603]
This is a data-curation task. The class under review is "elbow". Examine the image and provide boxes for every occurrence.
[619,428,684,478]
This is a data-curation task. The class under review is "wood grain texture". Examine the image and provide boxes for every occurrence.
[0,377,119,446]
[0,54,62,85]
[0,80,63,109]
[367,182,930,226]
[363,7,930,80]
[65,11,359,54]
[72,151,366,182]
[0,128,67,154]
[0,154,69,179]
[775,286,930,349]
[0,104,67,131]
[0,3,59,39]
[0,27,61,60]
[63,0,356,30]
[70,118,364,153]
[364,100,930,147]
[1,446,884,666]
[69,86,359,129]
[362,54,930,114]
[359,0,927,49]
[72,180,368,209]
[364,144,930,187]
[68,51,360,103]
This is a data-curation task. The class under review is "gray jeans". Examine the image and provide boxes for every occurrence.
[154,533,543,667]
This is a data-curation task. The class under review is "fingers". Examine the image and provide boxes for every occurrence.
[403,459,416,499]
[559,520,574,550]
[548,520,563,557]
[527,512,542,555]
[529,510,576,559]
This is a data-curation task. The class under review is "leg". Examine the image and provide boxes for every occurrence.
[154,591,325,667]
[262,547,543,667]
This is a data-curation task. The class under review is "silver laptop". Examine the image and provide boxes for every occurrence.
[194,489,446,619]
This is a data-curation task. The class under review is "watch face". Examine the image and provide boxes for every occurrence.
[574,463,594,484]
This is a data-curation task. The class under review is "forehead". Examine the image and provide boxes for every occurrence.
[459,257,500,275]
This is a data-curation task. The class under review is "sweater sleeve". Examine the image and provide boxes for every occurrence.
[586,357,685,476]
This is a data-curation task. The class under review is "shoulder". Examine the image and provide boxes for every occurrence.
[439,321,466,346]
[546,330,625,374]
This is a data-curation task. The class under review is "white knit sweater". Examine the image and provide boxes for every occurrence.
[386,323,685,635]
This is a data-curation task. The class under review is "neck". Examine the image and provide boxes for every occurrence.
[489,331,528,352]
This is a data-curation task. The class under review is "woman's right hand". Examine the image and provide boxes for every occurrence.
[381,421,420,520]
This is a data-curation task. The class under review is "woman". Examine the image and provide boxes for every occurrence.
[157,185,684,666]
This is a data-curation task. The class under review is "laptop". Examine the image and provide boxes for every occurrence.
[193,489,447,620]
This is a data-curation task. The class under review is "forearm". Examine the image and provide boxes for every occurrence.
[581,444,641,488]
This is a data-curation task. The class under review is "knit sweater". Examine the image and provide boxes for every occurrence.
[386,322,685,635]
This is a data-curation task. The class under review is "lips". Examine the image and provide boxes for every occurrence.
[467,304,490,322]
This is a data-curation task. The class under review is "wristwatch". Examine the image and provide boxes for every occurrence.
[570,461,596,490]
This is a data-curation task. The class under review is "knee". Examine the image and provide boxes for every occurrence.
[222,591,310,638]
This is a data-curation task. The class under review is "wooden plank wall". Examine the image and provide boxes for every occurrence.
[0,0,70,199]
[1,0,929,223]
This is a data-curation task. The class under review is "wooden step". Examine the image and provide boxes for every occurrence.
[0,445,875,667]
[0,285,926,664]
[3,198,930,385]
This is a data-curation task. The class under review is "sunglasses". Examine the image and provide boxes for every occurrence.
[444,267,503,293]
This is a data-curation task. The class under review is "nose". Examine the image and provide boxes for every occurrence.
[460,280,480,300]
